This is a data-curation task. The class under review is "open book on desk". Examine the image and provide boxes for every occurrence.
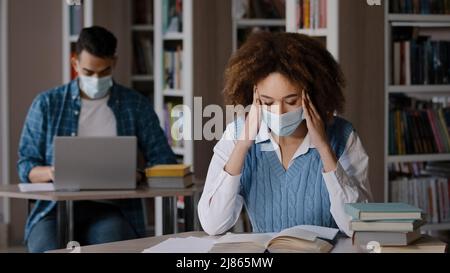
[211,225,339,253]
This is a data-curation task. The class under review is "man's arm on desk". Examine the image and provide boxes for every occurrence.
[17,93,50,183]
[28,166,54,183]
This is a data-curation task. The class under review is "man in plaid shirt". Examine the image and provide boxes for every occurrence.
[17,26,176,253]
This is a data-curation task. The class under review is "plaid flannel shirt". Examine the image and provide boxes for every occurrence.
[17,79,176,240]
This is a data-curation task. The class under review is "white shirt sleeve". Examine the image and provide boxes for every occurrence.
[198,122,373,237]
[197,122,244,235]
[322,131,373,237]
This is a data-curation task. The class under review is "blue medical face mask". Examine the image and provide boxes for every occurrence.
[79,75,113,99]
[262,107,304,137]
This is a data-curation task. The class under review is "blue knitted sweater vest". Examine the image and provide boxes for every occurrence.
[239,117,354,233]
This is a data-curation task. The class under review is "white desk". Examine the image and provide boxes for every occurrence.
[0,183,203,248]
[48,231,365,253]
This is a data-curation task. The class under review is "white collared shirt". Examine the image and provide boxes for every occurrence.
[197,120,373,236]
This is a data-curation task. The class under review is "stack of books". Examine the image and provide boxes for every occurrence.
[145,164,193,188]
[345,203,448,253]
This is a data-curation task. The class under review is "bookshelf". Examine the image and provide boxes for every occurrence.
[286,0,339,60]
[232,0,286,51]
[384,0,450,231]
[62,0,94,83]
[130,0,155,103]
[154,0,193,165]
[153,0,193,235]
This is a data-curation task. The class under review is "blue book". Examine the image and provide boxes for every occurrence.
[350,219,426,232]
[344,203,422,221]
[421,0,430,14]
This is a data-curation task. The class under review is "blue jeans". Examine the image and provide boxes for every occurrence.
[27,201,139,253]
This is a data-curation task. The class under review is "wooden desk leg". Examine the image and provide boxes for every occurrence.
[193,192,201,231]
[185,192,200,232]
[67,200,74,242]
[184,195,194,231]
[57,201,67,248]
[57,200,74,248]
[162,196,176,235]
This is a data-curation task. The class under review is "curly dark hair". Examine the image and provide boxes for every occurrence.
[223,32,346,122]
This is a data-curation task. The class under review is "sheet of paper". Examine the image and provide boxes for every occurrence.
[276,227,319,242]
[142,237,217,253]
[18,183,55,192]
[215,233,275,245]
[269,225,339,242]
[296,225,339,240]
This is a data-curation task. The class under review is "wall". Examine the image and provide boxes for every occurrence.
[193,0,233,179]
[8,0,63,245]
[339,1,385,201]
[0,0,8,248]
[0,0,5,225]
[93,0,131,85]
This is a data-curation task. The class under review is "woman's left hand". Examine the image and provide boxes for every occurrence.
[302,92,338,172]
[302,92,329,152]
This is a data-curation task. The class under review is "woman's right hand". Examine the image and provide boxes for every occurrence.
[224,92,262,176]
[238,91,262,148]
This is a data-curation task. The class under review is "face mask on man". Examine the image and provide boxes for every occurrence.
[79,75,113,99]
[262,107,304,136]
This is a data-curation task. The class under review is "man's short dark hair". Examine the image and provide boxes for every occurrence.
[76,26,117,58]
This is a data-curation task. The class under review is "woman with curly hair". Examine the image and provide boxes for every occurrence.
[197,32,372,236]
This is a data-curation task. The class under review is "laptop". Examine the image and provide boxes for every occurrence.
[53,136,137,191]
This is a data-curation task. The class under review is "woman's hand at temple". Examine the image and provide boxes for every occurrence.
[303,92,338,173]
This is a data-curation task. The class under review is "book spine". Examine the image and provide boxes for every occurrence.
[344,204,361,220]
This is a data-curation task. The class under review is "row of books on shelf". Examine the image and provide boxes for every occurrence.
[133,34,154,75]
[296,0,327,30]
[392,29,450,85]
[235,0,285,19]
[133,0,153,25]
[389,94,450,155]
[390,176,450,224]
[345,203,447,253]
[389,161,450,177]
[164,47,183,90]
[163,102,184,149]
[389,108,450,155]
[390,0,450,14]
[163,0,183,34]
